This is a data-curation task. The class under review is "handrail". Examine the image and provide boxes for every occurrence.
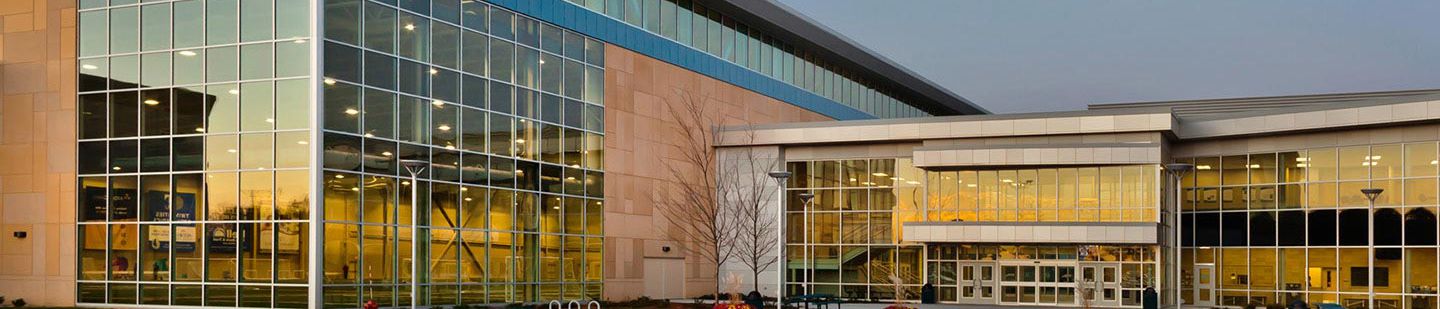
[588,300,601,309]
[548,300,563,309]
[567,300,582,309]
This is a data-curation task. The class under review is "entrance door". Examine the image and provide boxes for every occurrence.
[957,262,996,304]
[999,263,1037,305]
[1035,262,1078,306]
[1079,263,1122,307]
[1194,263,1216,307]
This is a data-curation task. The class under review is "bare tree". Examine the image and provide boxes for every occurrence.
[725,141,782,294]
[656,88,738,301]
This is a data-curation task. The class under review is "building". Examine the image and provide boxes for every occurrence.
[716,88,1440,308]
[0,0,985,307]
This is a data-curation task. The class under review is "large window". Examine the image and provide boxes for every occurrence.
[926,166,1159,223]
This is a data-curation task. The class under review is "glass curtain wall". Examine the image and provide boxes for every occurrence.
[783,159,926,301]
[77,0,313,307]
[563,0,928,119]
[320,0,605,307]
[1179,144,1440,308]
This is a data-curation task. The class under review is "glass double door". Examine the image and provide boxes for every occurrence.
[998,262,1078,306]
[1078,263,1122,307]
[956,262,996,304]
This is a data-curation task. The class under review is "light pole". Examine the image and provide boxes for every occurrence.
[766,170,791,306]
[1163,163,1194,309]
[1362,188,1383,309]
[800,192,812,294]
[401,159,428,309]
[797,192,814,296]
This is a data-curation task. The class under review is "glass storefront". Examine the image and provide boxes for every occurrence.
[783,159,1163,306]
[926,245,1158,307]
[1179,144,1440,308]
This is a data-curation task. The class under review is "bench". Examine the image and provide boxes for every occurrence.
[788,294,841,309]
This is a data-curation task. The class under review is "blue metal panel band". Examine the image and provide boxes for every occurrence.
[486,0,877,121]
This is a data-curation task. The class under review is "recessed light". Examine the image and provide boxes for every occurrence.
[178,50,197,57]
[81,64,99,70]
[143,99,160,105]
[344,108,360,115]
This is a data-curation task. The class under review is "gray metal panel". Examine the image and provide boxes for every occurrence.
[702,0,989,116]
[1089,88,1440,118]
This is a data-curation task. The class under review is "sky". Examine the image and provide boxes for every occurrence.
[775,0,1440,114]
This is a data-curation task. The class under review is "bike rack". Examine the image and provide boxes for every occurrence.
[547,299,599,309]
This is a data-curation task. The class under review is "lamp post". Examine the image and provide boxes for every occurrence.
[1163,163,1194,309]
[401,159,428,309]
[797,192,814,296]
[766,170,791,306]
[1362,188,1383,309]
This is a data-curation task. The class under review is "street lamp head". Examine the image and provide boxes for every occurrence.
[400,159,429,176]
[1361,188,1384,202]
[1164,163,1196,175]
[798,192,815,202]
[767,171,792,180]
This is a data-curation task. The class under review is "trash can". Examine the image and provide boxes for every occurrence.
[1142,287,1158,309]
[921,283,937,304]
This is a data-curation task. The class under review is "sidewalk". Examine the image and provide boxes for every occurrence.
[802,304,1074,309]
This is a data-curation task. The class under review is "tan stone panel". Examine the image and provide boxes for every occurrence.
[601,45,829,299]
